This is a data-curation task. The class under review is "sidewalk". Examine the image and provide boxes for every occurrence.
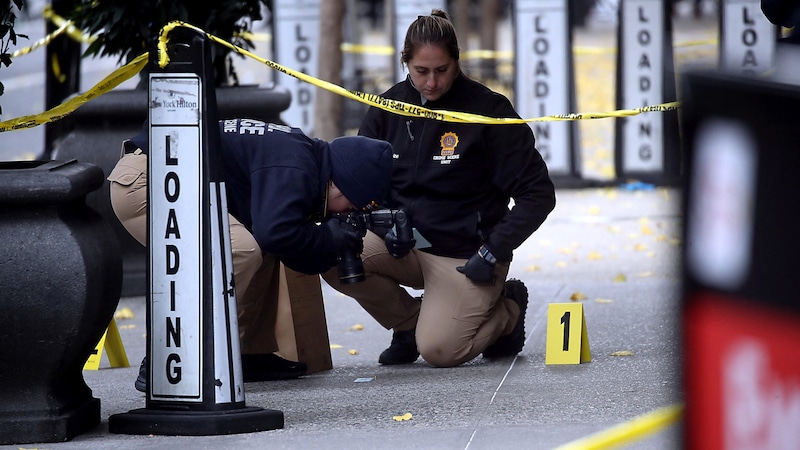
[3,5,696,448]
[49,185,685,450]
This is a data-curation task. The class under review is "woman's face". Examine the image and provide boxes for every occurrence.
[407,44,459,102]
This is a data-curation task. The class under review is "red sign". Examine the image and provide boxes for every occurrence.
[683,291,800,449]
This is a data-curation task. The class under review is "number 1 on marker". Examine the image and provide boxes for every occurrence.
[561,311,570,351]
[546,303,591,365]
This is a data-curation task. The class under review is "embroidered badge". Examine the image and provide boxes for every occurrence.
[439,132,459,156]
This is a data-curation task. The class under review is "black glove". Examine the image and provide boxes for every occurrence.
[323,218,362,252]
[457,251,497,285]
[384,229,416,258]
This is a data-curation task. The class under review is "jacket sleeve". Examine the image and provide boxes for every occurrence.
[483,96,556,262]
[248,165,338,274]
[358,105,384,140]
[761,0,797,26]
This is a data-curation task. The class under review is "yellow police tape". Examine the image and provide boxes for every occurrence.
[0,52,147,133]
[10,21,69,59]
[0,19,681,133]
[9,6,95,63]
[553,403,683,450]
[238,32,715,58]
[41,4,97,44]
[158,21,681,125]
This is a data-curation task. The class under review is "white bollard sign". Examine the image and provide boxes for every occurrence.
[619,0,665,174]
[148,74,205,401]
[147,74,244,405]
[274,0,321,132]
[514,0,575,178]
[720,0,776,76]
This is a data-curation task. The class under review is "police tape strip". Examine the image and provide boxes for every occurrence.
[42,4,97,44]
[10,21,70,58]
[0,20,682,133]
[0,52,146,132]
[23,7,717,62]
[9,6,96,58]
[158,21,681,125]
[553,403,683,450]
[231,31,716,58]
[341,42,395,56]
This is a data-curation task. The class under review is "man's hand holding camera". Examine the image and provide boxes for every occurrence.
[324,217,364,253]
[328,208,414,284]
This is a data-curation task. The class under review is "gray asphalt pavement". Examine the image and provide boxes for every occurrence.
[21,185,684,450]
[2,3,717,448]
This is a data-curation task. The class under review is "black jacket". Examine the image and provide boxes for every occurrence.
[132,119,336,274]
[218,120,336,274]
[358,73,556,261]
[762,0,800,43]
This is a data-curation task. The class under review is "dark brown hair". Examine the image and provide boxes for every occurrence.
[401,9,461,67]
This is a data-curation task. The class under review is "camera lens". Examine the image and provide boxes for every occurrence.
[338,250,365,284]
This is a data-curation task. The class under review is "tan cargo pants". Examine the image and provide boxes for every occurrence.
[107,150,279,355]
[322,231,520,367]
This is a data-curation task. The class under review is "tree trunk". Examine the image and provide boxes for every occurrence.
[452,0,471,45]
[313,0,345,140]
[479,0,499,81]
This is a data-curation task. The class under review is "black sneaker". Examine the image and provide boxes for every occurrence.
[242,353,307,382]
[378,328,419,365]
[483,279,529,358]
[134,357,147,393]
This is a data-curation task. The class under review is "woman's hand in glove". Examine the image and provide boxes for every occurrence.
[456,251,496,285]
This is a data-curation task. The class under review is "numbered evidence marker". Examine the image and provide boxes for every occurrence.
[83,318,130,370]
[545,303,591,364]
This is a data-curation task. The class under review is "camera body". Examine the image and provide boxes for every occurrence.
[332,209,413,284]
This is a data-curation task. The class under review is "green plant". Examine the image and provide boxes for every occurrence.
[0,0,26,114]
[66,0,270,86]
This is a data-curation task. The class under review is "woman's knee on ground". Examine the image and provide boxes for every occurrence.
[416,332,471,368]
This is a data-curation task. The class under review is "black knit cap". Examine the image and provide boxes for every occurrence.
[328,136,393,210]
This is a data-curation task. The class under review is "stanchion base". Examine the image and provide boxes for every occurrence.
[108,406,284,436]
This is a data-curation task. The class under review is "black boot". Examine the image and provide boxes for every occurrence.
[378,328,419,365]
[483,279,529,358]
[241,353,307,382]
[134,356,147,392]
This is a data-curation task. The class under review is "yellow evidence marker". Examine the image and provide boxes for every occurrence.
[84,318,130,370]
[545,303,591,365]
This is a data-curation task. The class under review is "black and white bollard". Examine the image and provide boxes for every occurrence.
[614,0,681,186]
[514,0,583,187]
[718,0,779,76]
[108,27,283,436]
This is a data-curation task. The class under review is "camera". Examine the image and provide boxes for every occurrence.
[332,208,413,284]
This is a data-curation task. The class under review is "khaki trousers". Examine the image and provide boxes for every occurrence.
[108,151,279,354]
[322,231,520,367]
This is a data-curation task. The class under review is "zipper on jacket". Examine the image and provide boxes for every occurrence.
[406,120,415,141]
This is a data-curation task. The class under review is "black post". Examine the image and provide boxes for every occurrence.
[107,27,283,436]
[44,0,81,158]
